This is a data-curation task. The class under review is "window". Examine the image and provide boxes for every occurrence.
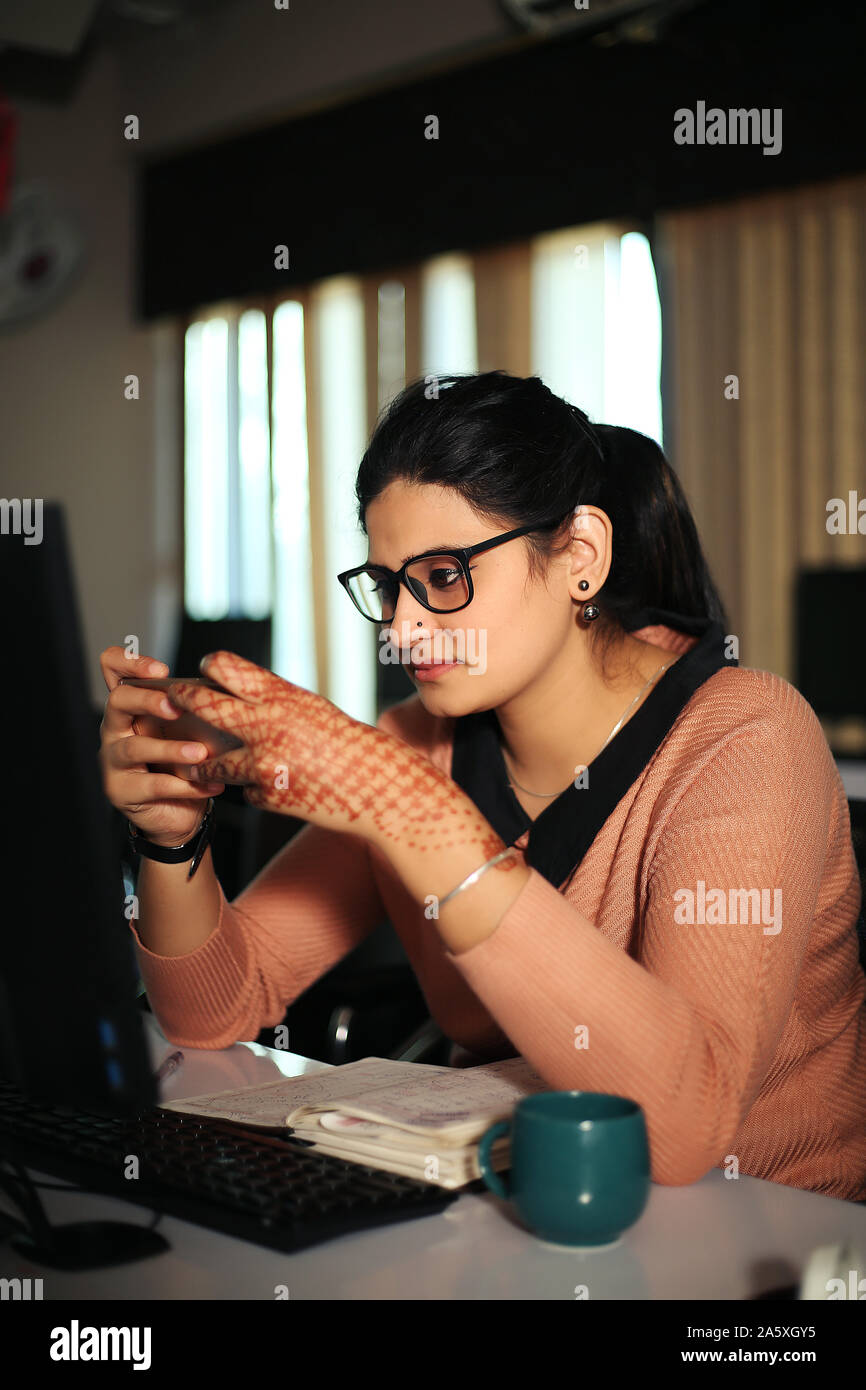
[420,253,478,378]
[180,226,662,720]
[271,300,314,691]
[183,308,272,621]
[531,224,663,445]
[313,279,375,723]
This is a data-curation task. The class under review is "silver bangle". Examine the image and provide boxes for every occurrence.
[438,846,520,910]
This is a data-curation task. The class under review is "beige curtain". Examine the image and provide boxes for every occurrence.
[473,242,533,376]
[655,174,866,689]
[284,181,866,724]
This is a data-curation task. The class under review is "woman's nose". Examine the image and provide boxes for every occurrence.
[384,595,432,655]
[392,586,431,634]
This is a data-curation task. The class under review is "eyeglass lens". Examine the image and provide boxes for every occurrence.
[348,555,470,620]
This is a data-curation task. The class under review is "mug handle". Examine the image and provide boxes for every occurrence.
[477,1119,511,1199]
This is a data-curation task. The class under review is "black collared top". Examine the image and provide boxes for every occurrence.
[449,607,738,890]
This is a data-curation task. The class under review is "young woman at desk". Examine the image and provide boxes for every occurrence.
[99,371,866,1202]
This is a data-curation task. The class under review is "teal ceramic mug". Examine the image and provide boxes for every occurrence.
[477,1091,650,1247]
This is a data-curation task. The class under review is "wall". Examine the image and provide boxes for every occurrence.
[0,0,511,703]
[0,51,157,706]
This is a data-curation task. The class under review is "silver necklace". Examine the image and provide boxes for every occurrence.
[502,662,670,799]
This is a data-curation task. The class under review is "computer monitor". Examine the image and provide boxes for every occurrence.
[795,567,866,725]
[0,501,157,1113]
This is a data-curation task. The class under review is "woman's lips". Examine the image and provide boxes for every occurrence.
[408,661,460,681]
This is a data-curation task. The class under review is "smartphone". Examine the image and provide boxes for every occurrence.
[119,676,245,762]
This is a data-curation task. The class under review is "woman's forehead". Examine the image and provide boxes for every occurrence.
[365,482,498,564]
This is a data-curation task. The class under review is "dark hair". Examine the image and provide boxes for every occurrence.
[355,371,729,673]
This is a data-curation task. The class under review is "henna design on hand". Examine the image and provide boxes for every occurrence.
[166,651,516,862]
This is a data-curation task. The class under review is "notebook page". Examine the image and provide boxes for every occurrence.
[288,1055,549,1138]
[158,1057,454,1127]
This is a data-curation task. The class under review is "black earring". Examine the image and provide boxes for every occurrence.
[583,603,600,622]
[578,580,589,591]
[417,621,423,627]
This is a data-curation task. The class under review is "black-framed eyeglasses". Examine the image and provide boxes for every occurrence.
[337,519,563,623]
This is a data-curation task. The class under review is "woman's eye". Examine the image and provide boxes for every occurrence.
[429,567,462,589]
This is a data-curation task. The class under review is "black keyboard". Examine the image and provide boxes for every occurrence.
[0,1080,458,1255]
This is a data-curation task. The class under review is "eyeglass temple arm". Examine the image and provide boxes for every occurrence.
[461,519,565,560]
[338,518,564,581]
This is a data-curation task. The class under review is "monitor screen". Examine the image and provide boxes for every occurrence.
[0,501,156,1111]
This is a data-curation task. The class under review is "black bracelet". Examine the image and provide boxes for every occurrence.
[127,799,215,880]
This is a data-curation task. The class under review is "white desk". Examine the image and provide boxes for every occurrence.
[1,1010,864,1300]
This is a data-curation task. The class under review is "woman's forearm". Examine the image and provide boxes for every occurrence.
[382,826,532,953]
[133,844,224,957]
[363,748,532,954]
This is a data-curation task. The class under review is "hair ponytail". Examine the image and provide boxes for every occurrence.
[589,419,729,625]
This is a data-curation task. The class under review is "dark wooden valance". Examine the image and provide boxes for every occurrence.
[136,0,865,321]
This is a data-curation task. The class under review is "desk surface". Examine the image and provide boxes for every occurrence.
[2,1010,864,1300]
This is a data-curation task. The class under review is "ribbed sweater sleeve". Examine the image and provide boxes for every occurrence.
[129,821,385,1048]
[444,697,847,1186]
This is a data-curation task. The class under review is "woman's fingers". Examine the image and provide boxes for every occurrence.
[179,746,250,786]
[166,678,254,735]
[198,650,290,704]
[101,679,181,738]
[111,735,213,768]
[99,646,168,693]
[123,771,224,804]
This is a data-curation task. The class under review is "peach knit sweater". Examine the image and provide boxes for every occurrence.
[129,626,866,1201]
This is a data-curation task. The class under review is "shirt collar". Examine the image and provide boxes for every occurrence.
[449,607,737,889]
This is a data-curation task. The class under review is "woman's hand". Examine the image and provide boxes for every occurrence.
[165,651,500,853]
[98,647,226,846]
[164,651,426,840]
[169,650,530,952]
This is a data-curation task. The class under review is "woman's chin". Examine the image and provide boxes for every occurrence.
[411,669,493,718]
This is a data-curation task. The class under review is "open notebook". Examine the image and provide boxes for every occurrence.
[159,1055,550,1189]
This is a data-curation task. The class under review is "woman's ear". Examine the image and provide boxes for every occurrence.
[565,505,612,601]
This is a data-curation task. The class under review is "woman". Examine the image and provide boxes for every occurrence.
[99,370,866,1200]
